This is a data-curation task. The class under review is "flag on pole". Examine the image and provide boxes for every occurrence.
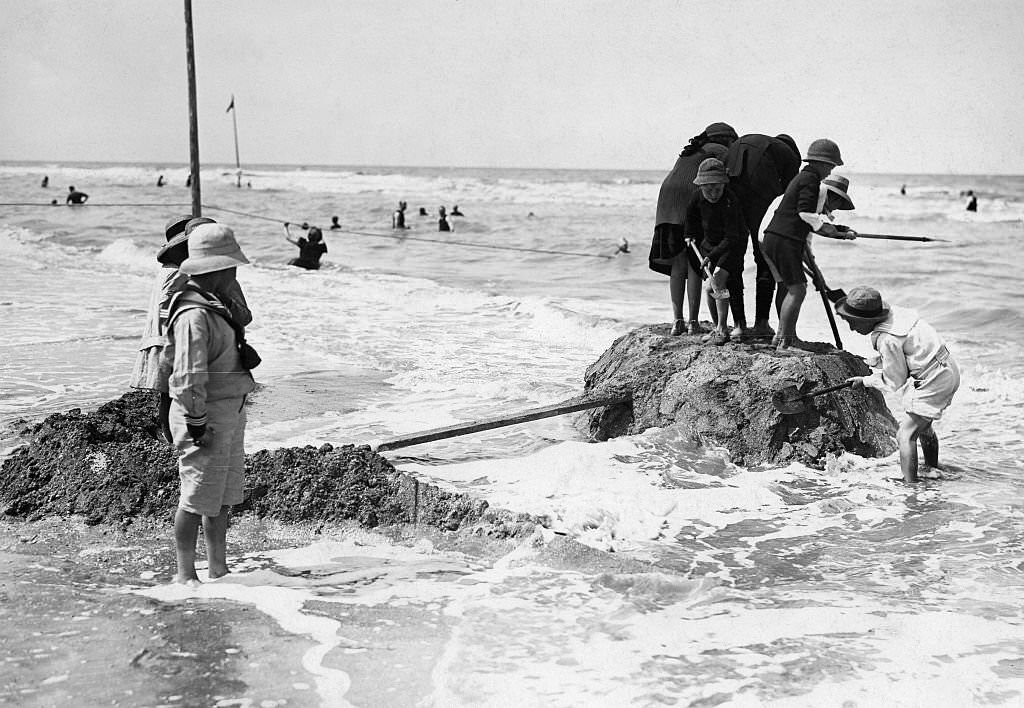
[226,95,235,113]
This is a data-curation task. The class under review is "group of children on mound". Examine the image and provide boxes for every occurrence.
[651,123,960,483]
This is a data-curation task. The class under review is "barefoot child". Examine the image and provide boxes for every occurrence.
[761,139,857,353]
[835,286,960,483]
[163,224,255,583]
[683,157,747,345]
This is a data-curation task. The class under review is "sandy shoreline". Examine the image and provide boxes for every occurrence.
[0,515,454,707]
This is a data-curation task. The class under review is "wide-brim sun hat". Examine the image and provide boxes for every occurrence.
[156,216,218,266]
[834,286,890,324]
[178,223,249,276]
[693,157,729,185]
[823,175,855,210]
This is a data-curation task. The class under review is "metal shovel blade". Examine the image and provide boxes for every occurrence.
[772,385,808,414]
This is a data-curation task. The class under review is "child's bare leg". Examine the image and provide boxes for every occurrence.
[777,282,806,339]
[920,422,940,467]
[715,293,730,334]
[704,286,717,326]
[174,508,203,583]
[774,283,788,317]
[203,505,232,579]
[669,255,686,321]
[686,260,703,324]
[898,413,932,482]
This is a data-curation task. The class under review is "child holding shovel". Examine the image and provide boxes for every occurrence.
[761,139,858,354]
[683,157,748,345]
[835,286,960,483]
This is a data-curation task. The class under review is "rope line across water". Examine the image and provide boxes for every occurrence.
[1,202,616,260]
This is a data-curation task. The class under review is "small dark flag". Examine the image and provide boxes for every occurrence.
[226,96,235,113]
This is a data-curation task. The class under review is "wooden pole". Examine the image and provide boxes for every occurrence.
[803,249,843,350]
[230,96,241,188]
[184,0,201,216]
[373,394,631,452]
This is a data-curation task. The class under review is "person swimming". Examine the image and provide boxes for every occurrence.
[66,186,89,205]
[392,201,408,229]
[284,223,328,270]
[330,216,342,230]
[966,190,978,212]
[438,206,451,232]
[451,205,464,216]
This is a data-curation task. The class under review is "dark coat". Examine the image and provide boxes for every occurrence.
[726,134,801,205]
[763,166,823,243]
[683,186,748,272]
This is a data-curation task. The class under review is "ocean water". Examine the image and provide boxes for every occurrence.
[2,161,1024,705]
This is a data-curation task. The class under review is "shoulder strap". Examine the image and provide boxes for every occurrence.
[168,284,247,342]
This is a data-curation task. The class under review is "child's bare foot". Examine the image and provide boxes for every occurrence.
[207,565,230,580]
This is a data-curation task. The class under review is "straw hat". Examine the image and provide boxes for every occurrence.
[178,224,249,276]
[693,158,729,185]
[834,286,890,325]
[157,217,218,266]
[823,175,855,210]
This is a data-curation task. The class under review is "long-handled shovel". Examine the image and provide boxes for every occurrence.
[772,380,853,414]
[802,249,845,349]
[855,233,949,243]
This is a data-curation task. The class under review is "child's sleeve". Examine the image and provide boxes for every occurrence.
[862,333,910,391]
[168,310,211,430]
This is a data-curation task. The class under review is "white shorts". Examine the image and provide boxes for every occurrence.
[904,357,960,420]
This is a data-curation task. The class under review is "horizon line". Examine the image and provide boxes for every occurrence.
[0,157,1018,179]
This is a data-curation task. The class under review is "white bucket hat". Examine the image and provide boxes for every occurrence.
[178,223,249,275]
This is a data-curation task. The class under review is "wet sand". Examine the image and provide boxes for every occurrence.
[0,516,446,707]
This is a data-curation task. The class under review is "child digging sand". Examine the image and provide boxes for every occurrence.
[835,286,960,483]
[684,157,747,345]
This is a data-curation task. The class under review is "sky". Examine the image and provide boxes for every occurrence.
[2,0,1023,174]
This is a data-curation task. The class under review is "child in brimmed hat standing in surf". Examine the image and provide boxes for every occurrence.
[162,223,256,584]
[835,286,960,483]
[761,138,858,354]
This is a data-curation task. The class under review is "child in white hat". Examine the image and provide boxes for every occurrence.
[835,286,960,482]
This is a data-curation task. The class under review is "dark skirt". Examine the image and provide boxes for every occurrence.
[648,223,699,276]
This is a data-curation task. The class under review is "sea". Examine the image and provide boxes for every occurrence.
[2,161,1024,706]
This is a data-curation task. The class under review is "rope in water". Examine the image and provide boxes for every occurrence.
[205,204,615,260]
[0,202,616,260]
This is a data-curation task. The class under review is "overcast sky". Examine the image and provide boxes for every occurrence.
[3,0,1022,174]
